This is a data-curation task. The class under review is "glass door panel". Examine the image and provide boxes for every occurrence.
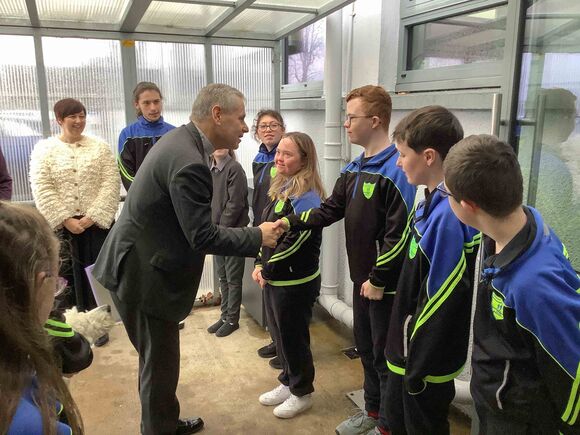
[515,0,580,269]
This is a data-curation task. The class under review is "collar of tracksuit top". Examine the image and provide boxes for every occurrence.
[138,115,167,129]
[344,144,398,179]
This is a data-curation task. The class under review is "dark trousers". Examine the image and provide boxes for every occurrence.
[263,276,320,396]
[111,292,180,435]
[352,281,393,429]
[214,255,245,324]
[59,224,110,311]
[476,405,561,435]
[385,372,455,435]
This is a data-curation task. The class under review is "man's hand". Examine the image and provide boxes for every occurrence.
[361,280,384,300]
[63,217,85,234]
[273,218,289,232]
[258,221,284,248]
[78,216,95,229]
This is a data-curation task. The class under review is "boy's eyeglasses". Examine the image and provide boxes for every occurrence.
[344,114,376,125]
[45,273,68,296]
[257,122,282,132]
[435,182,455,199]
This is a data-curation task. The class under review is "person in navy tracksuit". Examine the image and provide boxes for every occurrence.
[254,132,325,419]
[444,134,580,435]
[252,109,286,365]
[118,81,174,191]
[385,106,480,435]
[282,86,416,435]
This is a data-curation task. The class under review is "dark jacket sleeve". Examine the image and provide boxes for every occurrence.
[0,147,12,200]
[118,133,136,191]
[45,315,93,375]
[368,183,413,290]
[405,224,480,395]
[285,174,346,230]
[169,163,261,257]
[220,163,249,228]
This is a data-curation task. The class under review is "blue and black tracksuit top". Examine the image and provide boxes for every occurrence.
[256,190,322,287]
[472,206,580,432]
[385,188,481,394]
[285,144,416,289]
[252,143,278,226]
[118,116,175,190]
[8,377,71,435]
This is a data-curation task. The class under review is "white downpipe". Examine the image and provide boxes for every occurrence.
[318,9,353,329]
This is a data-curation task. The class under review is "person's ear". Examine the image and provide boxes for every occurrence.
[371,116,381,130]
[460,198,478,214]
[56,117,64,127]
[423,148,436,167]
[212,105,222,124]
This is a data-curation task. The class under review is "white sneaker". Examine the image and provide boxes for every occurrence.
[259,384,291,406]
[273,393,313,418]
[335,411,378,434]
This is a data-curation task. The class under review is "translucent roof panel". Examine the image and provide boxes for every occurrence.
[138,2,229,30]
[219,9,311,35]
[0,0,30,21]
[254,0,335,7]
[36,0,131,24]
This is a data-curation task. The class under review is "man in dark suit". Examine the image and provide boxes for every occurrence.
[92,84,282,435]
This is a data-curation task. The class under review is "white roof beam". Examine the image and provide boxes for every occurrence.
[24,0,40,27]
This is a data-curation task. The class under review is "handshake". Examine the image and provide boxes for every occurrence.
[257,219,290,248]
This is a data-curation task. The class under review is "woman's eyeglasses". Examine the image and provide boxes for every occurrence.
[257,122,282,132]
[435,182,455,199]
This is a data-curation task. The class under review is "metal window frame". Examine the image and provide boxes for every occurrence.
[396,0,514,93]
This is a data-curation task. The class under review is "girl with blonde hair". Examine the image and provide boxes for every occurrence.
[252,132,325,419]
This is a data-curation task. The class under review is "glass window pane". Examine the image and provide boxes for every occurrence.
[136,41,206,127]
[0,0,30,21]
[515,1,580,270]
[407,5,507,71]
[221,9,310,35]
[42,37,125,152]
[285,19,326,84]
[213,45,274,175]
[37,0,130,24]
[0,35,42,202]
[138,1,228,30]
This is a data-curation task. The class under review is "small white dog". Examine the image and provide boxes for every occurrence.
[64,304,116,345]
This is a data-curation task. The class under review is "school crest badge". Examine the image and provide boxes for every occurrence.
[491,292,505,321]
[362,182,376,199]
[408,236,418,259]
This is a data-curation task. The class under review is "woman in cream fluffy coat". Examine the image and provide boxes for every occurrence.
[30,98,120,312]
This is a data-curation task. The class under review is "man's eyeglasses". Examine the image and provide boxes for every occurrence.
[344,114,376,125]
[435,182,455,199]
[257,122,282,132]
[45,273,68,296]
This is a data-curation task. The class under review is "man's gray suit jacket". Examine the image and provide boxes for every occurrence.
[92,122,261,321]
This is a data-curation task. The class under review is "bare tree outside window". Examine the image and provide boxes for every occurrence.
[285,20,326,84]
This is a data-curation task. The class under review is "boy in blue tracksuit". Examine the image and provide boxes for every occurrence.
[118,82,174,190]
[282,86,416,434]
[385,106,481,435]
[443,134,580,434]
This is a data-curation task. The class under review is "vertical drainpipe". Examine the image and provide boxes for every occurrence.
[319,9,353,328]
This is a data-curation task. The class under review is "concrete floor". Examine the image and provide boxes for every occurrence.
[68,304,471,435]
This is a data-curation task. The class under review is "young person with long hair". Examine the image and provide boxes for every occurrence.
[252,109,286,366]
[0,202,84,435]
[253,132,325,419]
[118,81,175,191]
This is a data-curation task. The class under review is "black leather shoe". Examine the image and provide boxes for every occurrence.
[269,355,283,370]
[257,341,277,358]
[207,319,224,334]
[176,417,204,435]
